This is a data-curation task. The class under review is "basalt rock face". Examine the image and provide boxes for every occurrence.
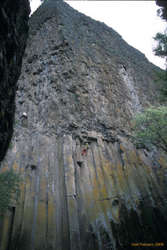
[1,1,167,250]
[0,0,30,161]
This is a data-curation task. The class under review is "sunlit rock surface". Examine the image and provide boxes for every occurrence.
[0,0,167,249]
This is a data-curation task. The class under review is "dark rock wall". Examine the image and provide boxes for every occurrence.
[0,1,167,250]
[0,0,30,161]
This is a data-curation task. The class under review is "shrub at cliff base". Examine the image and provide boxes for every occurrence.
[0,170,20,215]
[132,106,167,152]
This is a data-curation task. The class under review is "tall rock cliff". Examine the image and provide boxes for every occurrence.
[1,1,167,249]
[0,0,30,161]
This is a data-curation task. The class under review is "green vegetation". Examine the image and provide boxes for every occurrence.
[154,32,167,58]
[132,3,167,151]
[132,106,167,152]
[156,1,167,21]
[154,2,167,98]
[0,170,21,215]
[153,30,167,99]
[154,70,167,101]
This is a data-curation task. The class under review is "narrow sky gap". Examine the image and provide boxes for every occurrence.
[30,0,166,69]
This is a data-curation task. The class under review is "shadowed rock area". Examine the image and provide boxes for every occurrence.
[0,0,167,249]
[0,0,30,161]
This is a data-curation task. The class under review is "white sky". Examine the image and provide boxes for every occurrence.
[30,0,166,69]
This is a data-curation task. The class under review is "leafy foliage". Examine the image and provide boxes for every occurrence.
[153,31,167,98]
[154,70,167,101]
[0,170,21,214]
[154,2,167,98]
[156,0,167,21]
[154,32,167,58]
[132,106,167,152]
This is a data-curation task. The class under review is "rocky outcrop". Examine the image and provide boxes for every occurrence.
[0,1,167,249]
[0,0,30,161]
